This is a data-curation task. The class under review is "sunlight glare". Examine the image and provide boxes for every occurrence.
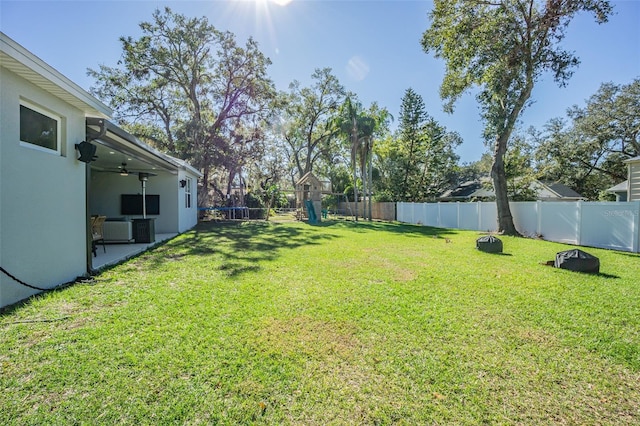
[271,0,293,5]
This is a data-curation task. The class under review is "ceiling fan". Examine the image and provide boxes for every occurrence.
[118,162,130,176]
[115,162,157,178]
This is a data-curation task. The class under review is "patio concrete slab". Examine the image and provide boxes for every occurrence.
[92,233,177,270]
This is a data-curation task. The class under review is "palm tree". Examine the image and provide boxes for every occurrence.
[358,106,392,221]
[337,98,362,220]
[337,99,392,221]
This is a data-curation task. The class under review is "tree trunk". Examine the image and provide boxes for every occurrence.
[265,193,274,221]
[368,144,373,221]
[360,152,368,221]
[353,165,359,221]
[201,170,209,207]
[352,118,359,222]
[491,134,520,236]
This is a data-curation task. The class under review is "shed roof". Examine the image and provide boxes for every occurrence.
[296,171,322,186]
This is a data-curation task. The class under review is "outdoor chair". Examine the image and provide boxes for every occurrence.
[91,215,107,257]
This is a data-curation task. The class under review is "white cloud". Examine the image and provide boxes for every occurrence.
[346,55,370,82]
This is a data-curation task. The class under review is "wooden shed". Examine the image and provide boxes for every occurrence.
[295,172,326,223]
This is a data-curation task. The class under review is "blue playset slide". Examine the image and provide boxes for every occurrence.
[304,200,318,224]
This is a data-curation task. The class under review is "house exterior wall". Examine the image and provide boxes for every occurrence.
[1,67,88,308]
[1,33,201,309]
[153,173,179,233]
[628,161,640,201]
[177,170,199,233]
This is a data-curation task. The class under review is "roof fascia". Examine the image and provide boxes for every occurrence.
[86,118,178,174]
[1,32,111,118]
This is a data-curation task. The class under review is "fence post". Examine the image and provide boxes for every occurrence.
[577,200,583,247]
[477,201,482,231]
[632,201,640,253]
[536,200,542,237]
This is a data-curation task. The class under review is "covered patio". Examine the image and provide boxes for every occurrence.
[84,118,201,272]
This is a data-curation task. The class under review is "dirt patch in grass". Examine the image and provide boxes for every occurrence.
[336,256,417,282]
[255,316,360,360]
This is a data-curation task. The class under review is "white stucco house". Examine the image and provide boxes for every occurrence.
[1,33,202,309]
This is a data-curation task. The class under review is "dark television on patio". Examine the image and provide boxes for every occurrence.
[120,194,160,215]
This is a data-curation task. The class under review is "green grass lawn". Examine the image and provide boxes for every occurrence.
[1,218,639,424]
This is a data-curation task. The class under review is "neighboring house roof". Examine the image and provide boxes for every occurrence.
[1,31,111,119]
[440,179,585,201]
[606,180,628,194]
[438,181,483,201]
[542,181,584,199]
[624,156,640,164]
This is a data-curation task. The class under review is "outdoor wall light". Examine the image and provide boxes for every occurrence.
[179,179,187,188]
[75,141,97,163]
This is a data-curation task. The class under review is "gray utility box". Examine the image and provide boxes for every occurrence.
[132,218,155,243]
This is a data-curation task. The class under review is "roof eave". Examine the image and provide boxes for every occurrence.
[1,32,111,118]
[87,118,179,173]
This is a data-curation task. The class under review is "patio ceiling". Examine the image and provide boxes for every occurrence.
[91,141,166,176]
[86,118,178,175]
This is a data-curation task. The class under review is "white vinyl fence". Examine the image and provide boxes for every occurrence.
[397,201,640,253]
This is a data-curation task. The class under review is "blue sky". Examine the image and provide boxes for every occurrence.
[1,0,638,163]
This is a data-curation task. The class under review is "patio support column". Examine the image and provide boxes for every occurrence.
[85,164,93,274]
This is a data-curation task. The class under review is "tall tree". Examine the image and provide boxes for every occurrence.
[534,79,639,199]
[334,98,391,220]
[569,78,640,159]
[279,68,346,186]
[377,89,460,202]
[89,7,276,205]
[416,119,462,201]
[422,0,613,235]
[503,133,538,201]
[398,88,428,200]
[340,97,364,220]
[362,103,393,220]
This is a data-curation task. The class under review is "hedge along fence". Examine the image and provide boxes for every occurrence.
[397,201,640,253]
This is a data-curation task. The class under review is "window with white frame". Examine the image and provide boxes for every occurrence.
[19,101,61,154]
[185,177,192,208]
